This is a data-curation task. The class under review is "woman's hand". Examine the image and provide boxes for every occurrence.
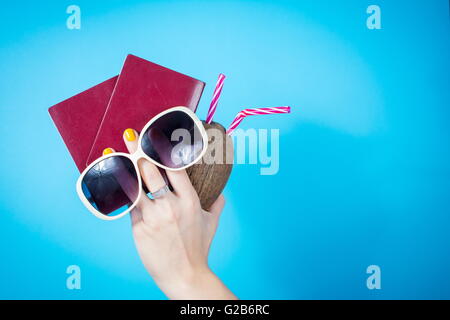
[109,128,236,300]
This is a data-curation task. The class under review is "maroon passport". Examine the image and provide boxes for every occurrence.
[48,76,118,172]
[49,54,205,172]
[86,54,205,166]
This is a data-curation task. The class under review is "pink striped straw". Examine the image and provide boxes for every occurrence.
[226,106,291,135]
[206,73,226,124]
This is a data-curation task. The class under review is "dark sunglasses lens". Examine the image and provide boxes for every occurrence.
[141,110,204,169]
[81,156,139,216]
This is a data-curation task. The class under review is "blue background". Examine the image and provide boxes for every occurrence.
[0,0,449,299]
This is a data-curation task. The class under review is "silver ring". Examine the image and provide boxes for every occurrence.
[151,184,170,199]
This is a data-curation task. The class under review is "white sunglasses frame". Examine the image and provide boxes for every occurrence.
[76,106,208,221]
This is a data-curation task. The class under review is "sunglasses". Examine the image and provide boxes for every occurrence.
[76,106,208,220]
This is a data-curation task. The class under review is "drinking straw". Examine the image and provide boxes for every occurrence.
[226,106,291,135]
[206,74,226,124]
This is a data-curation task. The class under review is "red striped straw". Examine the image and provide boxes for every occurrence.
[226,106,291,135]
[206,73,226,124]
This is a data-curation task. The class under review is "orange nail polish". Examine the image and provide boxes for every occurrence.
[103,148,114,155]
[124,128,136,141]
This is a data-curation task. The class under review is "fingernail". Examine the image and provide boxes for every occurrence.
[103,148,114,155]
[124,128,136,141]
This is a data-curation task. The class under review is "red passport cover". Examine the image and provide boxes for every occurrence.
[86,54,205,166]
[48,76,118,172]
[49,54,205,173]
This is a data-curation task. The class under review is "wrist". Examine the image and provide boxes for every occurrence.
[159,265,236,300]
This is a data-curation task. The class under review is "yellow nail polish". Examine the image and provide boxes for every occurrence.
[103,148,114,155]
[124,128,136,141]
